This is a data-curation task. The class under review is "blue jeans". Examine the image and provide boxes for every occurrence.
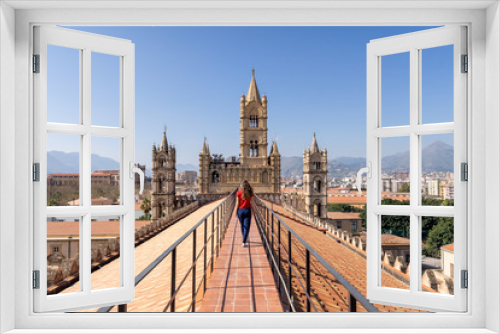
[237,208,251,244]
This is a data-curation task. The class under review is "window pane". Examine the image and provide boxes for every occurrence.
[381,52,410,127]
[421,134,454,206]
[47,216,81,294]
[47,45,80,124]
[91,215,121,290]
[381,137,410,204]
[421,45,454,124]
[91,52,121,127]
[47,133,80,206]
[91,137,121,205]
[380,215,410,290]
[421,216,454,295]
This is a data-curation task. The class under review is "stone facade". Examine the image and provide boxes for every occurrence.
[151,130,177,224]
[199,70,281,194]
[303,134,328,218]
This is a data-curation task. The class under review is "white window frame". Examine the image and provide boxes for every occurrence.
[366,26,467,312]
[1,2,498,334]
[33,25,136,312]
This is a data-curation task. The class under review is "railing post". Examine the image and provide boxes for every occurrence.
[203,218,208,293]
[217,207,221,257]
[288,230,292,312]
[306,249,311,312]
[171,247,177,312]
[192,229,197,312]
[211,212,215,273]
[349,293,357,312]
[277,222,281,294]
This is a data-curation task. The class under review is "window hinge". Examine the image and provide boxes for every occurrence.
[33,54,40,73]
[33,270,40,289]
[461,54,468,73]
[461,270,468,289]
[33,163,40,182]
[461,162,468,181]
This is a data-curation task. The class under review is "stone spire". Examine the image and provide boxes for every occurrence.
[202,137,209,155]
[311,133,320,153]
[160,125,168,152]
[246,69,261,104]
[272,141,280,156]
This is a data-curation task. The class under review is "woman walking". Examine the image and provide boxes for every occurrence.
[237,180,253,247]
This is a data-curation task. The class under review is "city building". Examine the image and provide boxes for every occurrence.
[180,170,197,184]
[198,70,281,194]
[326,212,363,236]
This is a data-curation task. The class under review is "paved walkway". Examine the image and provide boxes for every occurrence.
[196,208,284,312]
[67,199,223,312]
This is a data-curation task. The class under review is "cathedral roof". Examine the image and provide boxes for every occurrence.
[246,69,261,104]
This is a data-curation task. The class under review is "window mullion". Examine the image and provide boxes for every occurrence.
[409,47,420,294]
[81,47,92,294]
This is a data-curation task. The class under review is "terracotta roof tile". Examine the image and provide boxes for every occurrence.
[327,212,361,220]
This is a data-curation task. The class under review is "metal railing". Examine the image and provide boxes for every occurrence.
[252,195,379,313]
[98,190,237,313]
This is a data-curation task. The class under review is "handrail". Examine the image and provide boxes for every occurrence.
[253,195,379,313]
[97,190,237,313]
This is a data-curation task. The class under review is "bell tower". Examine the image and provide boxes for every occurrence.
[303,134,328,218]
[240,69,268,167]
[151,127,176,224]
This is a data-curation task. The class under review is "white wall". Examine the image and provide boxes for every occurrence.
[0,2,16,333]
[485,3,500,333]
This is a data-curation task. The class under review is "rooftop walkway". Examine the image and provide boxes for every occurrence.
[67,199,224,312]
[196,208,284,312]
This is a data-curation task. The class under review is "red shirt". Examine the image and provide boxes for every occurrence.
[237,190,252,209]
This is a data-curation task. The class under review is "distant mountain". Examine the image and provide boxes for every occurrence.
[280,140,453,179]
[281,156,304,178]
[381,140,453,173]
[421,140,454,172]
[47,151,120,174]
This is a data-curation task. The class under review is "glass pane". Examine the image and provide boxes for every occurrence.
[381,137,410,204]
[380,215,410,290]
[91,52,121,127]
[91,137,121,205]
[421,134,454,206]
[91,215,121,290]
[47,133,80,206]
[381,52,410,127]
[47,45,80,124]
[421,216,454,295]
[47,216,81,294]
[421,45,454,124]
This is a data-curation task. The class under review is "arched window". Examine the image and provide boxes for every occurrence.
[212,171,220,183]
[314,179,322,193]
[250,115,258,128]
[313,161,321,170]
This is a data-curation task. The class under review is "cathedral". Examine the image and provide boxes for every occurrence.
[199,70,281,194]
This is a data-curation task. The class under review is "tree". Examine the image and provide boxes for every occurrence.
[140,197,151,216]
[424,218,454,257]
[398,182,410,193]
[327,203,361,213]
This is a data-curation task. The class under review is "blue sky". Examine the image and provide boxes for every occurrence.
[47,26,454,169]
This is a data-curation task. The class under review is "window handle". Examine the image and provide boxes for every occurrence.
[130,162,145,195]
[356,162,371,195]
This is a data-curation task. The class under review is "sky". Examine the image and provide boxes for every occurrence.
[46,26,454,170]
